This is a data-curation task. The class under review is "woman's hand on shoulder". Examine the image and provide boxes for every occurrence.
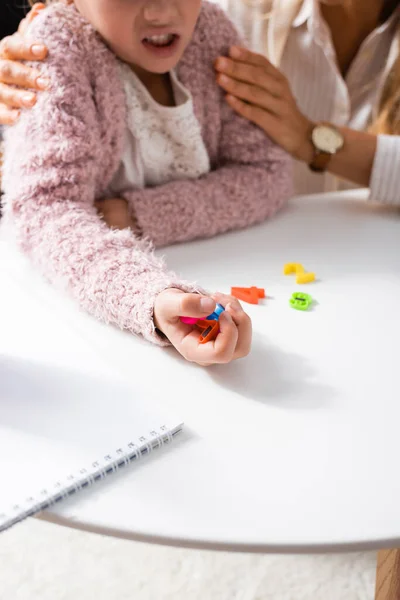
[0,3,49,125]
[215,46,314,163]
[154,290,252,367]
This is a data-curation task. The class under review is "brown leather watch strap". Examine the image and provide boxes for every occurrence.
[309,150,332,173]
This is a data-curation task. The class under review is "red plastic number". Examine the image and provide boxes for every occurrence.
[231,287,265,305]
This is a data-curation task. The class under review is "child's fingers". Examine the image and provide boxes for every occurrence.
[95,198,132,230]
[212,292,249,331]
[172,312,238,365]
[226,302,252,358]
[212,294,243,321]
[209,311,239,362]
[212,291,243,314]
[212,292,252,359]
[179,293,216,319]
[226,300,247,323]
[165,291,216,322]
[157,290,244,365]
[154,289,216,349]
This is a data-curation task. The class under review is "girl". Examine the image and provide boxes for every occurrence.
[1,0,292,366]
[3,0,400,204]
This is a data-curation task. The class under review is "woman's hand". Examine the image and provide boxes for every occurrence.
[0,3,49,125]
[215,46,377,187]
[154,290,252,366]
[215,46,314,163]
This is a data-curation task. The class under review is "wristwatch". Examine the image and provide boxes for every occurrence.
[309,122,344,173]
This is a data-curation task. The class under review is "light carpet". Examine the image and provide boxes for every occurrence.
[0,519,376,600]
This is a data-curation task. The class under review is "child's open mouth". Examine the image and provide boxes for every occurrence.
[142,34,180,58]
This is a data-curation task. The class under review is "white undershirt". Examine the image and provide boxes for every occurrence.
[108,63,210,197]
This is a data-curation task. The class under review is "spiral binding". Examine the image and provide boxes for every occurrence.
[0,426,180,533]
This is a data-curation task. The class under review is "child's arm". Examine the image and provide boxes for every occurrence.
[122,3,292,248]
[124,128,291,248]
[2,6,254,366]
[1,8,199,346]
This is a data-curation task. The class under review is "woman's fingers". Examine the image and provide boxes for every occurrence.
[0,82,36,110]
[26,3,46,22]
[0,103,20,125]
[0,27,49,116]
[217,72,283,114]
[215,57,284,95]
[0,29,49,124]
[19,3,46,35]
[0,35,48,62]
[226,94,282,137]
[18,18,28,36]
[216,45,313,160]
[215,47,291,118]
[0,58,48,92]
[215,46,283,82]
[229,46,284,79]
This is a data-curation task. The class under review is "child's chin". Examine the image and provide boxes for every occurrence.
[137,57,181,75]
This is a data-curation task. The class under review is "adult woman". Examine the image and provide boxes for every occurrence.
[0,0,399,204]
[214,0,400,202]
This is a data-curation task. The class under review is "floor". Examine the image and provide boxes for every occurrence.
[0,519,376,600]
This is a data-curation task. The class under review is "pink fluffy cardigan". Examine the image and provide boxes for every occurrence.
[2,1,292,345]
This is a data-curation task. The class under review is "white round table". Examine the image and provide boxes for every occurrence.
[1,189,400,553]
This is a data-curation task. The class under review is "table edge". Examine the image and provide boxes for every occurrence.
[37,512,399,554]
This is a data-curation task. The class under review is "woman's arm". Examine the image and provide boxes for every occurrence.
[297,126,377,190]
[215,47,399,205]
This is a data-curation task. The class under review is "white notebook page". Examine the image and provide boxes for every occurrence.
[0,354,183,531]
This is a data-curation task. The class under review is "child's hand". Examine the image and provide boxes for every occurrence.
[95,198,138,231]
[154,289,252,366]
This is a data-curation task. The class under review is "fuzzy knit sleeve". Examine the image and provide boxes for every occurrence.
[123,2,293,248]
[2,6,198,345]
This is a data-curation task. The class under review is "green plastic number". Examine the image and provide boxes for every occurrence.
[289,292,313,311]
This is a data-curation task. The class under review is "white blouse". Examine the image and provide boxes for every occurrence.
[213,0,400,204]
[108,63,210,196]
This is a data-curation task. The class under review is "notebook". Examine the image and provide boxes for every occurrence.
[0,354,184,533]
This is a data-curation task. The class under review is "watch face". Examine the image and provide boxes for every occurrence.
[312,125,344,154]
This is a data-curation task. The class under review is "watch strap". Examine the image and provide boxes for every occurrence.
[309,149,332,173]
